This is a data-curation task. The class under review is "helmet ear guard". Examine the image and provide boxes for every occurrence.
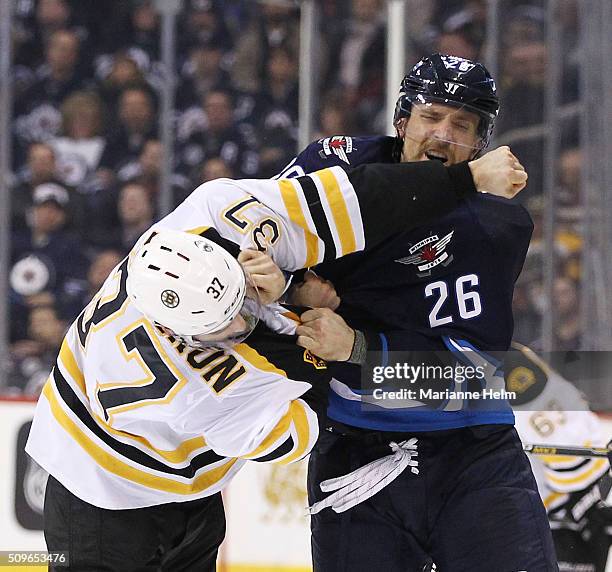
[393,53,499,157]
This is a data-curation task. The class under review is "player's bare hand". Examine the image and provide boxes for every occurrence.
[468,146,528,198]
[238,249,285,304]
[288,271,341,310]
[296,308,355,361]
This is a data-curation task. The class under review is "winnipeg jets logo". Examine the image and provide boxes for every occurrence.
[395,231,455,277]
[318,136,354,164]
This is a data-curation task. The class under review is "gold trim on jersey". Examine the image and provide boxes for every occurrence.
[60,338,85,393]
[221,196,260,235]
[241,406,293,459]
[42,382,239,495]
[277,399,311,465]
[95,319,188,424]
[58,336,208,464]
[545,458,608,486]
[233,343,288,378]
[542,491,568,510]
[240,399,313,465]
[315,168,356,256]
[278,179,319,267]
[186,226,211,236]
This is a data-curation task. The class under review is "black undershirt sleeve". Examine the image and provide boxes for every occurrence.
[346,161,476,249]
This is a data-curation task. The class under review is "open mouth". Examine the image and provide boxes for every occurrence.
[425,151,448,163]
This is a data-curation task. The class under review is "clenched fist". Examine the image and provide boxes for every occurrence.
[289,271,341,310]
[469,146,528,198]
[238,249,286,305]
[296,308,355,361]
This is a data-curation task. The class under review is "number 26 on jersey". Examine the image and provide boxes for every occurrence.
[425,274,482,328]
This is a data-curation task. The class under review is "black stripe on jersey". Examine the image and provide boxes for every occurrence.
[52,367,228,478]
[252,435,295,462]
[296,175,336,262]
[550,458,591,472]
[199,227,240,258]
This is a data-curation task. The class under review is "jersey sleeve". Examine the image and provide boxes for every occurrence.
[200,377,322,466]
[469,197,534,282]
[511,346,610,494]
[153,161,476,272]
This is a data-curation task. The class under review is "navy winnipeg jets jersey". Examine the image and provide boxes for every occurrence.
[282,135,533,431]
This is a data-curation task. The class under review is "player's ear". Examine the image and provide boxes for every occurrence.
[395,117,407,139]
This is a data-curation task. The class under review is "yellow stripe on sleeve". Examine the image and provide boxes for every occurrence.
[186,226,211,236]
[233,343,288,378]
[316,168,356,256]
[241,406,293,459]
[278,400,313,465]
[59,339,86,393]
[543,491,567,510]
[43,383,238,495]
[278,179,319,267]
[546,458,608,486]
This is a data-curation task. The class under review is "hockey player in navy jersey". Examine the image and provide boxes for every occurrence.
[284,54,558,571]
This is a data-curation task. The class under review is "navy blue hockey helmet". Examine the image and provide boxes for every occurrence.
[394,54,499,151]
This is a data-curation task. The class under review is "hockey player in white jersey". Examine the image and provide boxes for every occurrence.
[509,343,612,571]
[26,156,524,571]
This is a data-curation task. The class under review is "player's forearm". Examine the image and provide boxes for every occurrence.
[347,161,476,249]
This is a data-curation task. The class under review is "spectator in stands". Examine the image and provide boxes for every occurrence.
[126,0,161,63]
[231,0,300,92]
[86,250,124,300]
[180,0,233,56]
[14,0,75,70]
[8,304,67,395]
[49,91,107,191]
[12,143,60,231]
[431,2,486,59]
[97,84,158,179]
[56,248,123,315]
[552,276,582,350]
[14,28,91,167]
[256,46,299,177]
[558,147,582,211]
[199,156,235,184]
[178,88,259,178]
[11,183,89,323]
[314,92,356,139]
[497,24,547,199]
[95,51,148,115]
[117,139,191,206]
[176,39,233,112]
[327,0,386,133]
[116,181,155,253]
[85,177,155,253]
[435,30,479,61]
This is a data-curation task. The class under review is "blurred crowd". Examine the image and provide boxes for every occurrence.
[5,0,584,394]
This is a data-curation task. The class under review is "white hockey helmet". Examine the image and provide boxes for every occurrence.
[127,229,251,340]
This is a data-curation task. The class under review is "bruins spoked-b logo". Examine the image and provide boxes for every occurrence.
[194,240,213,252]
[161,289,180,308]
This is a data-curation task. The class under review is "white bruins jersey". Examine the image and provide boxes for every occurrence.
[510,344,610,512]
[26,162,474,508]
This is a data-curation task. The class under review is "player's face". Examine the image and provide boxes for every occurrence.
[398,103,481,165]
[194,313,250,343]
